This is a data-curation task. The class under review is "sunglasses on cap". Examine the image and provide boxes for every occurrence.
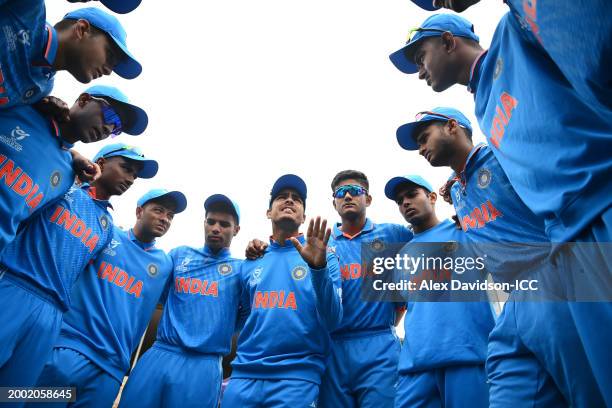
[415,111,469,131]
[90,96,123,137]
[406,27,447,43]
[333,185,368,199]
[102,145,144,158]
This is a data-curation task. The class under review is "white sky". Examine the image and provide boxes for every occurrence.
[46,0,508,256]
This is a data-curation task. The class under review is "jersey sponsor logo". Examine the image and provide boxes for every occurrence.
[253,290,297,310]
[175,277,219,297]
[0,126,29,151]
[218,263,233,276]
[489,91,519,149]
[460,200,503,232]
[248,266,263,287]
[49,205,101,252]
[175,256,191,272]
[291,265,307,280]
[477,168,492,189]
[0,154,45,209]
[16,29,30,47]
[98,261,143,298]
[147,263,159,277]
[103,239,121,256]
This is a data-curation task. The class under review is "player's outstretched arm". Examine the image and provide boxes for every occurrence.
[70,149,101,183]
[291,217,343,331]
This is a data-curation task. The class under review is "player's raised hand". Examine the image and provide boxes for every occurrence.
[245,238,268,260]
[33,96,70,123]
[291,216,331,269]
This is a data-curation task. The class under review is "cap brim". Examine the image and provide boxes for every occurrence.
[101,0,142,14]
[396,122,420,150]
[163,191,187,213]
[109,34,142,79]
[389,45,419,74]
[116,101,148,135]
[271,175,307,202]
[411,0,440,11]
[385,177,410,200]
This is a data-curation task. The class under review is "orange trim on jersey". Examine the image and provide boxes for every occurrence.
[44,25,53,60]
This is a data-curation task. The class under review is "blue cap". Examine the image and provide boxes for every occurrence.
[410,0,440,10]
[397,106,472,150]
[101,0,142,14]
[84,85,148,135]
[204,194,241,224]
[385,174,434,200]
[389,14,479,74]
[270,174,307,205]
[93,143,158,178]
[137,189,187,213]
[63,8,141,79]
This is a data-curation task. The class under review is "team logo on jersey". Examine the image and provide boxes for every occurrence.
[175,257,191,272]
[309,401,317,407]
[443,240,459,253]
[477,168,492,189]
[291,266,308,281]
[22,87,38,101]
[103,239,121,256]
[147,263,159,277]
[370,239,385,252]
[17,29,30,46]
[99,215,110,230]
[249,266,263,286]
[0,126,29,152]
[218,263,233,275]
[50,171,61,187]
[493,58,503,80]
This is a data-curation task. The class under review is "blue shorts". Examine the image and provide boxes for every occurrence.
[118,342,222,408]
[31,347,120,408]
[319,330,400,407]
[394,365,488,408]
[487,299,605,407]
[222,378,319,408]
[0,274,62,393]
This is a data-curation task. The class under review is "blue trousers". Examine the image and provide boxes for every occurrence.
[222,378,319,408]
[318,330,400,407]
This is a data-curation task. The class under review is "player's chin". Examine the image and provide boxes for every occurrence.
[451,0,480,12]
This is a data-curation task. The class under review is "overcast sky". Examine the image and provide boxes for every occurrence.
[46,0,508,256]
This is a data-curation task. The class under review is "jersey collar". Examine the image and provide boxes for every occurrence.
[269,234,304,249]
[467,50,488,94]
[128,228,156,251]
[202,245,231,259]
[450,143,487,189]
[33,24,59,67]
[50,120,75,150]
[82,183,114,210]
[332,218,374,240]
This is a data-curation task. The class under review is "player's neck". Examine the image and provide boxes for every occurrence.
[89,181,112,201]
[132,224,155,243]
[413,215,440,234]
[458,46,486,86]
[271,225,300,246]
[57,122,78,144]
[340,214,367,236]
[52,32,70,72]
[450,142,474,174]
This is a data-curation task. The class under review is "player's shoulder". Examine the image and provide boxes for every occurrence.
[374,222,413,242]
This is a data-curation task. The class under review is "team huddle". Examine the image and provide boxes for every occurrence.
[0,0,610,407]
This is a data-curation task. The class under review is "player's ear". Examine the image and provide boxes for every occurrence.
[74,19,92,40]
[365,193,372,208]
[441,31,456,53]
[428,191,438,206]
[233,225,240,237]
[95,157,106,172]
[266,208,272,220]
[135,206,144,219]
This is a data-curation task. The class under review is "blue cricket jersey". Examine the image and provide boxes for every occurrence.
[0,0,57,108]
[0,184,113,311]
[469,13,612,242]
[503,0,612,114]
[57,228,172,382]
[449,144,549,282]
[155,245,243,356]
[398,219,495,374]
[329,219,413,336]
[232,235,343,384]
[0,106,74,254]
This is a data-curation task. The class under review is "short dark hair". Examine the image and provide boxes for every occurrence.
[413,121,472,142]
[142,196,177,212]
[205,202,238,224]
[54,19,105,37]
[331,170,369,192]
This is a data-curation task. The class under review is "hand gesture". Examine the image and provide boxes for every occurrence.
[245,238,268,260]
[291,216,331,269]
[33,96,70,123]
[70,149,102,183]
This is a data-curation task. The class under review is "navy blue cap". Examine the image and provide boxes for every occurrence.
[410,0,440,10]
[389,14,479,74]
[93,143,158,178]
[84,85,148,135]
[64,8,141,79]
[270,174,307,204]
[101,0,142,14]
[385,174,434,200]
[397,106,472,150]
[138,189,187,213]
[204,194,241,224]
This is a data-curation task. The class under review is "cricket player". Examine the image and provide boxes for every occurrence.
[390,13,612,403]
[119,194,243,408]
[0,4,141,109]
[33,189,186,408]
[408,0,612,114]
[0,142,157,392]
[384,174,494,407]
[318,170,412,407]
[222,174,343,407]
[67,0,143,14]
[0,84,148,254]
[395,106,605,406]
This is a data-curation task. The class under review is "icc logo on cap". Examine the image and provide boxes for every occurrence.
[147,263,159,277]
[218,263,233,275]
[292,266,308,281]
